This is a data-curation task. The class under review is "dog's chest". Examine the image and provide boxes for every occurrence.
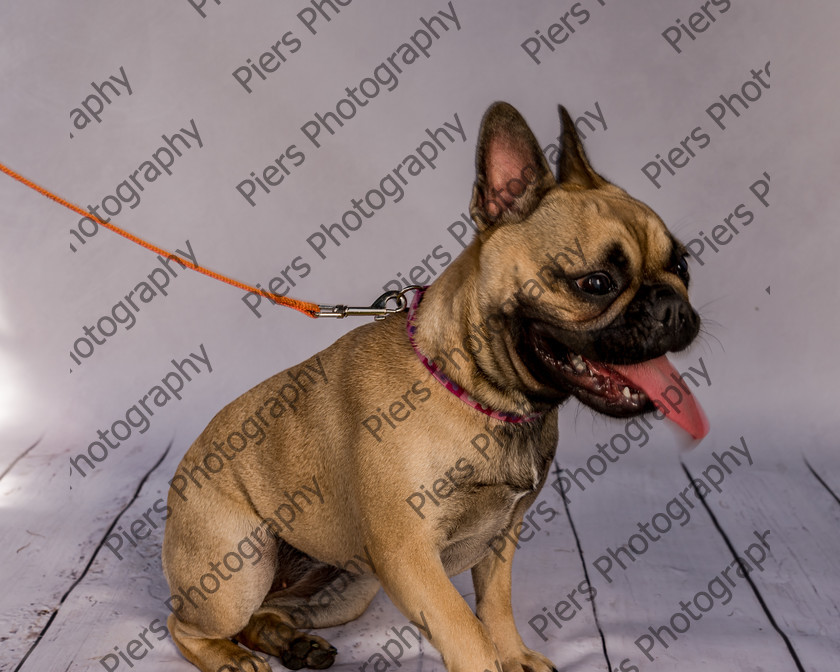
[434,424,556,574]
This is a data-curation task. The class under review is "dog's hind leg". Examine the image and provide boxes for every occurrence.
[168,614,273,672]
[235,611,336,671]
[235,545,381,670]
[164,550,278,672]
[163,505,282,672]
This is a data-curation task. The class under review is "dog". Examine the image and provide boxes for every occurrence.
[162,101,707,672]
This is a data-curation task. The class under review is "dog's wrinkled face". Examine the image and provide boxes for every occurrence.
[468,103,705,437]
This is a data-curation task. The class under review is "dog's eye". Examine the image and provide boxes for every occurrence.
[576,272,615,296]
[671,255,690,286]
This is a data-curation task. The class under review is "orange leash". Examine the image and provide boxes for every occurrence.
[0,161,320,318]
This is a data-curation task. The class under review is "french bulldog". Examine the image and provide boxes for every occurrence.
[162,101,707,672]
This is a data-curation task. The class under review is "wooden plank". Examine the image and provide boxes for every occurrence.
[0,436,173,670]
[13,451,608,672]
[683,446,840,672]
[556,425,800,672]
[14,421,834,672]
[494,478,612,672]
[4,410,833,672]
[802,451,840,509]
[0,438,41,483]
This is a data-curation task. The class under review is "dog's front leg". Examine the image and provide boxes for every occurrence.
[471,513,558,672]
[373,541,503,672]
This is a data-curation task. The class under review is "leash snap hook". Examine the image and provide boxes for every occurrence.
[317,285,423,320]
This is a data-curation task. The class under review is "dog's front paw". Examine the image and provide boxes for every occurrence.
[501,647,558,672]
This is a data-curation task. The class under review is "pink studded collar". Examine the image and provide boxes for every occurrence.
[405,287,543,424]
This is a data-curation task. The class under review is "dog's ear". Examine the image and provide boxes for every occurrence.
[470,102,556,231]
[557,105,607,190]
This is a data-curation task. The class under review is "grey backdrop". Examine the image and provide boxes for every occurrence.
[1,1,839,671]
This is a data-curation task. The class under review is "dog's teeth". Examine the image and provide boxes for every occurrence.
[622,386,631,398]
[631,393,640,402]
[570,354,587,373]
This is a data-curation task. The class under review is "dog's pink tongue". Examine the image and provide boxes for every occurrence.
[611,355,710,440]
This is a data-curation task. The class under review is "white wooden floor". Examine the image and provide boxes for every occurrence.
[2,1,839,670]
[2,417,838,672]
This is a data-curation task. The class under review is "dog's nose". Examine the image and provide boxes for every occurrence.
[647,284,699,336]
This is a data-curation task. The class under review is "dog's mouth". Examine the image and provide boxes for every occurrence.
[537,341,648,412]
[519,322,709,439]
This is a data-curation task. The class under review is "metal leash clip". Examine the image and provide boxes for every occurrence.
[317,285,423,320]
